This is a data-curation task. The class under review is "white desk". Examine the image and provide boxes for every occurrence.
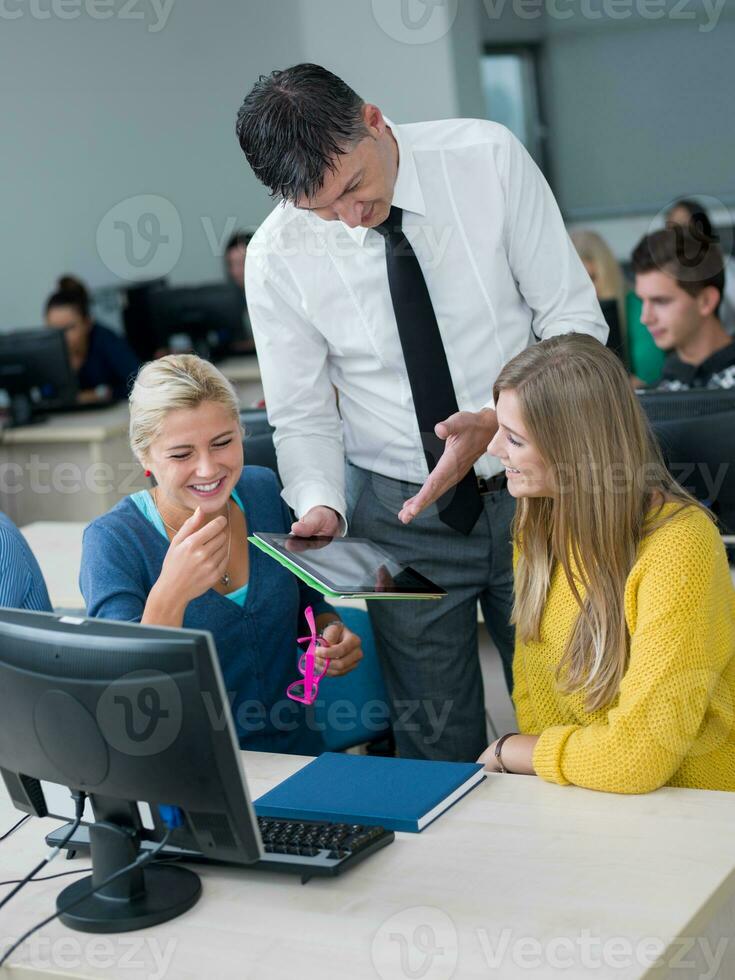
[0,405,145,527]
[218,356,263,407]
[1,750,734,979]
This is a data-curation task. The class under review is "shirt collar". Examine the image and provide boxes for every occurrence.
[338,117,426,247]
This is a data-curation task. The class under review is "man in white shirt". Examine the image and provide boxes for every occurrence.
[236,64,607,761]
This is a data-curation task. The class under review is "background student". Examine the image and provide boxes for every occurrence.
[632,229,735,390]
[44,276,140,404]
[665,198,735,335]
[0,511,52,612]
[570,228,665,388]
[478,334,735,793]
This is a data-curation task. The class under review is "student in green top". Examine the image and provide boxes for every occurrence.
[570,229,665,387]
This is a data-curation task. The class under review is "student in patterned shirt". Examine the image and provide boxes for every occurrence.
[631,228,735,390]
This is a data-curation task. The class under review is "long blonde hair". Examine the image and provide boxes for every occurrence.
[494,334,706,711]
[570,229,628,353]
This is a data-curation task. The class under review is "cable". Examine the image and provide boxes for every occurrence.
[0,828,172,969]
[0,856,183,887]
[0,814,31,842]
[0,791,86,914]
[0,867,92,887]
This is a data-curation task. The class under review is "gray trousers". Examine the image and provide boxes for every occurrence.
[345,462,516,762]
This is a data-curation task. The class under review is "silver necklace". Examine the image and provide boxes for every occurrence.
[154,488,233,588]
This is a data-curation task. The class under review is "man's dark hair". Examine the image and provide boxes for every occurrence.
[225,230,253,253]
[666,198,716,241]
[631,228,725,311]
[235,64,367,204]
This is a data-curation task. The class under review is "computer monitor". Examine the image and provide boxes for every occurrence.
[0,609,261,932]
[599,298,624,362]
[148,283,245,361]
[637,388,735,533]
[0,329,78,426]
[121,277,169,363]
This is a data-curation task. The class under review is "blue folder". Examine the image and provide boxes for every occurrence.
[253,752,486,833]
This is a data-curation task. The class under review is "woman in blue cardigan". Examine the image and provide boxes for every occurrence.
[81,354,363,753]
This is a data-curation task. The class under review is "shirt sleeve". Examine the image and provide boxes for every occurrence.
[246,251,347,525]
[532,517,733,794]
[80,522,148,622]
[0,526,33,609]
[499,130,608,346]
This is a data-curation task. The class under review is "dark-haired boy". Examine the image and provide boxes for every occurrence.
[632,229,735,390]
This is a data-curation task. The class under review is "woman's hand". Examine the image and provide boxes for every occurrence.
[315,618,364,677]
[478,734,540,775]
[147,507,229,622]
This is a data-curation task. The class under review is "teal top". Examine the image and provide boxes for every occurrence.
[625,291,666,386]
[130,489,249,607]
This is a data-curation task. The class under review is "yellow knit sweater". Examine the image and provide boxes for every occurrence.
[513,504,735,794]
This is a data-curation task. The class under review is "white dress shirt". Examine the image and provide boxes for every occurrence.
[245,118,608,522]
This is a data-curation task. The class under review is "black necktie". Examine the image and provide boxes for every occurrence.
[375,205,482,535]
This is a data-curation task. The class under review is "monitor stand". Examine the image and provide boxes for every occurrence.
[57,819,201,933]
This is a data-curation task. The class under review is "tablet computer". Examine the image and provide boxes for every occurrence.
[249,533,446,600]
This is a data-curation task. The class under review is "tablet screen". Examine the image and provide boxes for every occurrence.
[254,533,445,596]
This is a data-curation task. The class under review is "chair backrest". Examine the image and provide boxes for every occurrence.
[313,606,391,751]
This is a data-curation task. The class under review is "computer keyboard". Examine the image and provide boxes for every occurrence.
[45,817,394,881]
[256,816,394,876]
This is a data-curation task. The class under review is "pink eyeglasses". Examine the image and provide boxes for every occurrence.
[286,605,331,706]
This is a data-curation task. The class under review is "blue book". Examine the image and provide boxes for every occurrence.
[253,752,486,833]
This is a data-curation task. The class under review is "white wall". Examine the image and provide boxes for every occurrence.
[2,0,482,329]
[543,13,735,220]
[1,1,300,328]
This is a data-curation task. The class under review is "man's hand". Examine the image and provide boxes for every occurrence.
[398,408,499,525]
[291,505,342,538]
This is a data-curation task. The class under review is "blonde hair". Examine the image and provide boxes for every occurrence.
[570,229,628,352]
[494,334,707,711]
[129,354,242,464]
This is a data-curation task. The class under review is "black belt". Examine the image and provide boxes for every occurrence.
[476,473,507,495]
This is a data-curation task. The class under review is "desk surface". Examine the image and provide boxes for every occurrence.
[1,751,735,979]
[0,404,131,446]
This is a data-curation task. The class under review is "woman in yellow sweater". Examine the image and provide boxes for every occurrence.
[478,333,735,793]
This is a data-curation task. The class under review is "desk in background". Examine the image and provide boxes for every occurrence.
[1,750,734,979]
[0,404,146,527]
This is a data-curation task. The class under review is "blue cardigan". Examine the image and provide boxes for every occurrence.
[80,466,333,754]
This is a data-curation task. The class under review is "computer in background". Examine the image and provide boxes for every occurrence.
[0,329,78,427]
[121,278,169,363]
[599,298,625,362]
[0,610,393,934]
[148,283,246,362]
[637,388,735,535]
